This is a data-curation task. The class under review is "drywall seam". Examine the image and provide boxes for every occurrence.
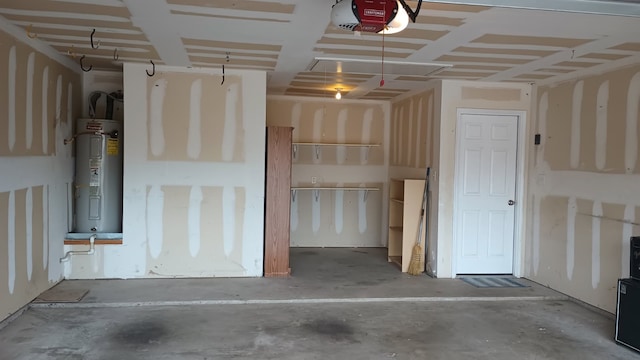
[67,83,73,128]
[360,108,373,164]
[566,196,576,280]
[222,84,239,162]
[622,205,635,278]
[393,107,399,165]
[626,72,640,174]
[149,79,167,157]
[532,194,540,276]
[8,191,15,294]
[312,108,323,164]
[187,79,202,160]
[537,92,548,168]
[290,195,299,232]
[42,185,48,270]
[415,97,423,168]
[146,186,164,259]
[426,94,433,168]
[335,189,344,234]
[188,186,202,257]
[26,187,32,281]
[398,107,404,166]
[42,66,49,154]
[312,191,321,234]
[8,46,16,152]
[359,190,367,234]
[592,201,602,289]
[55,75,62,123]
[337,109,347,164]
[595,81,609,171]
[407,99,414,166]
[222,186,235,257]
[26,53,35,150]
[570,81,584,169]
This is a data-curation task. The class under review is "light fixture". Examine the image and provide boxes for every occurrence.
[335,88,342,100]
[380,4,409,35]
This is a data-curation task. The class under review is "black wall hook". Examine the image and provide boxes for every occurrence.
[80,55,92,72]
[90,29,100,49]
[146,60,155,77]
[221,64,225,85]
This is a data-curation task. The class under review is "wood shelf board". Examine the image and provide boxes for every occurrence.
[64,239,122,245]
[389,226,403,232]
[293,142,380,147]
[391,198,404,204]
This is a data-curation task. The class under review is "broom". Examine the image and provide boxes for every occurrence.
[407,167,429,275]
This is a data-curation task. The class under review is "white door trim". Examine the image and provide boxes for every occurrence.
[452,108,527,278]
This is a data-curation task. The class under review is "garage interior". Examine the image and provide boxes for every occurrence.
[1,0,640,359]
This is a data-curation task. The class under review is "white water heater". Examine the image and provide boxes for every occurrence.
[74,118,123,233]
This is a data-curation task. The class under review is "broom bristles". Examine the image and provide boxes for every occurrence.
[407,243,424,275]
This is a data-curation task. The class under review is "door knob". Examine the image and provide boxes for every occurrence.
[508,200,515,206]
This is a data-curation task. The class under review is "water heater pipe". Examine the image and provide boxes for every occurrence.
[60,234,96,263]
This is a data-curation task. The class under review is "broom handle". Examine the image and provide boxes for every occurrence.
[416,167,429,246]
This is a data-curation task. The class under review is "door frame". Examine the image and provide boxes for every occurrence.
[452,108,527,277]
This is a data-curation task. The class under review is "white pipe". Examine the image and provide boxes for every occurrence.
[60,234,96,263]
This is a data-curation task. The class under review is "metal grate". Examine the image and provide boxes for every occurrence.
[460,276,529,288]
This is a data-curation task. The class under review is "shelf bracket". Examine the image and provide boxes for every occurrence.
[363,189,370,203]
[314,145,320,160]
[292,144,298,159]
[365,146,371,162]
[313,189,320,202]
[291,189,297,202]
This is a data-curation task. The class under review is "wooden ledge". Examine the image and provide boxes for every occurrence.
[64,239,122,245]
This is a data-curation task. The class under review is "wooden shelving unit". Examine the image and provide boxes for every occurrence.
[387,178,426,272]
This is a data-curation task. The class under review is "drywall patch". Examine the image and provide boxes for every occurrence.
[188,186,203,257]
[42,185,48,270]
[312,108,323,164]
[26,52,35,150]
[461,87,521,102]
[312,192,321,234]
[335,189,344,234]
[149,78,167,157]
[290,194,298,232]
[223,186,235,257]
[187,79,202,160]
[427,93,433,168]
[291,103,302,141]
[592,201,602,289]
[8,191,15,294]
[359,190,367,234]
[398,107,404,166]
[595,81,609,171]
[361,108,373,164]
[55,75,62,122]
[571,81,584,169]
[8,46,16,152]
[67,83,73,125]
[566,197,576,280]
[626,72,640,174]
[25,188,33,282]
[532,194,540,276]
[42,66,49,154]
[147,186,164,259]
[337,109,348,164]
[222,84,239,162]
[622,205,635,278]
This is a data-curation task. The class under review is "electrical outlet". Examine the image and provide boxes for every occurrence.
[311,176,317,184]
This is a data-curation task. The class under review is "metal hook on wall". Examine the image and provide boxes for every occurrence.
[221,51,230,86]
[80,55,92,72]
[113,48,119,61]
[146,60,155,77]
[90,29,100,49]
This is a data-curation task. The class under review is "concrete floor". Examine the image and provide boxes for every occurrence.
[0,248,638,360]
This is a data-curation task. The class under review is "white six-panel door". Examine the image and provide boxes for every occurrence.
[454,112,519,274]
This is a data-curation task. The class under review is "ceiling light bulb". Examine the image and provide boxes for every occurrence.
[335,89,342,100]
[380,1,410,35]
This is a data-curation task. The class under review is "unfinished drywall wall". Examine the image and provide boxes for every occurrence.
[267,97,390,247]
[0,27,81,321]
[65,64,267,279]
[436,80,532,278]
[528,65,640,312]
[389,86,441,273]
